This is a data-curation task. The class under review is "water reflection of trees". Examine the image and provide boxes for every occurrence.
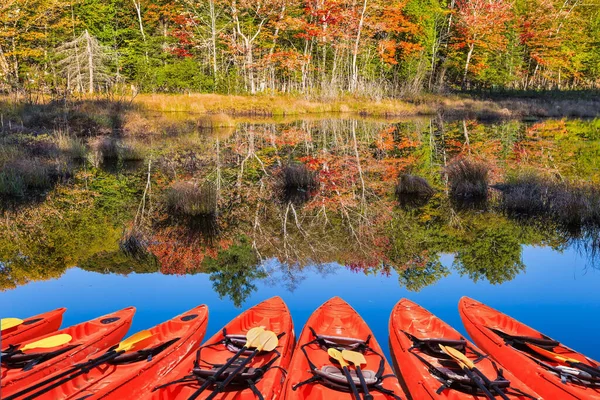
[2,118,600,297]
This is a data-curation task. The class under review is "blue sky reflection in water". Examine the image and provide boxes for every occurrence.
[2,244,599,361]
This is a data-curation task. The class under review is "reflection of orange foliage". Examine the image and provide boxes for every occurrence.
[276,128,313,146]
[148,227,232,274]
[397,137,420,150]
[376,126,396,150]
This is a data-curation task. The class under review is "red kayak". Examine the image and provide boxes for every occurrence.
[460,296,600,400]
[283,297,404,400]
[151,296,294,400]
[1,307,135,398]
[390,299,541,399]
[9,305,209,400]
[2,308,66,349]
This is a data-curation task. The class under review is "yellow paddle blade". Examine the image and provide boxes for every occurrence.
[245,326,265,345]
[21,334,73,352]
[1,318,24,331]
[342,349,367,368]
[328,348,349,368]
[115,330,153,352]
[439,344,475,369]
[252,331,279,352]
[526,343,578,364]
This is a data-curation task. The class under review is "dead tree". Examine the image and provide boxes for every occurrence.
[56,30,112,94]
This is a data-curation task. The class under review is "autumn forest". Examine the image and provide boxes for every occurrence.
[1,0,599,96]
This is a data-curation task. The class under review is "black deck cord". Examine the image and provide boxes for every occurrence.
[292,329,402,400]
[153,330,285,400]
[406,343,537,399]
[1,344,80,372]
[11,339,180,400]
[489,326,600,383]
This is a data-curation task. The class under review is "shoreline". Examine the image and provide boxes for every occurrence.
[131,93,600,120]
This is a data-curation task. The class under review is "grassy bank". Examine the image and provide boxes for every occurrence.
[1,93,599,133]
[133,93,600,119]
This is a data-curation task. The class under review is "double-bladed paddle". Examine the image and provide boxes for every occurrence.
[186,326,266,400]
[439,344,509,400]
[328,348,361,400]
[6,330,153,400]
[2,333,73,356]
[526,343,600,378]
[342,350,373,400]
[203,330,279,400]
[1,318,24,331]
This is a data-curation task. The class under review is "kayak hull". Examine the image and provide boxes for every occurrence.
[1,308,66,349]
[283,297,403,400]
[1,307,135,398]
[389,298,541,400]
[21,305,209,400]
[151,296,294,400]
[459,296,600,400]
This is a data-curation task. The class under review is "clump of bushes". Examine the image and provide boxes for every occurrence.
[119,227,155,262]
[498,172,600,229]
[198,113,235,129]
[164,181,219,237]
[277,163,318,204]
[92,137,147,164]
[396,174,435,197]
[395,174,435,208]
[54,130,88,160]
[0,158,69,197]
[446,158,489,200]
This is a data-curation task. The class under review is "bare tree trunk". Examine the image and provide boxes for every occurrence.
[462,42,474,89]
[85,30,94,93]
[209,0,218,84]
[351,0,368,92]
[133,0,146,41]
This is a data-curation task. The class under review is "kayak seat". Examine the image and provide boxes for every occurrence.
[315,365,378,386]
[193,363,263,386]
[308,327,369,352]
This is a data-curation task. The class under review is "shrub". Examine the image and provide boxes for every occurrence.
[54,130,88,160]
[498,171,600,230]
[277,163,318,204]
[93,136,147,163]
[198,113,235,129]
[497,172,552,216]
[396,174,435,198]
[446,158,489,199]
[165,181,218,217]
[0,158,53,196]
[164,181,219,238]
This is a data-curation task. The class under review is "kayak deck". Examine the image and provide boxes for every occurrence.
[389,298,540,400]
[283,297,403,400]
[1,308,66,349]
[460,296,600,400]
[19,305,209,400]
[1,307,135,398]
[151,296,294,400]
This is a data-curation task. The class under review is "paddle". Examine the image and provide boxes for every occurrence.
[342,350,373,400]
[328,348,361,400]
[439,345,507,400]
[2,333,73,354]
[6,330,152,400]
[185,326,266,400]
[1,318,24,331]
[204,330,279,400]
[526,343,600,378]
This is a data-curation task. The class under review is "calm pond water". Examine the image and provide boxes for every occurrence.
[2,116,600,361]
